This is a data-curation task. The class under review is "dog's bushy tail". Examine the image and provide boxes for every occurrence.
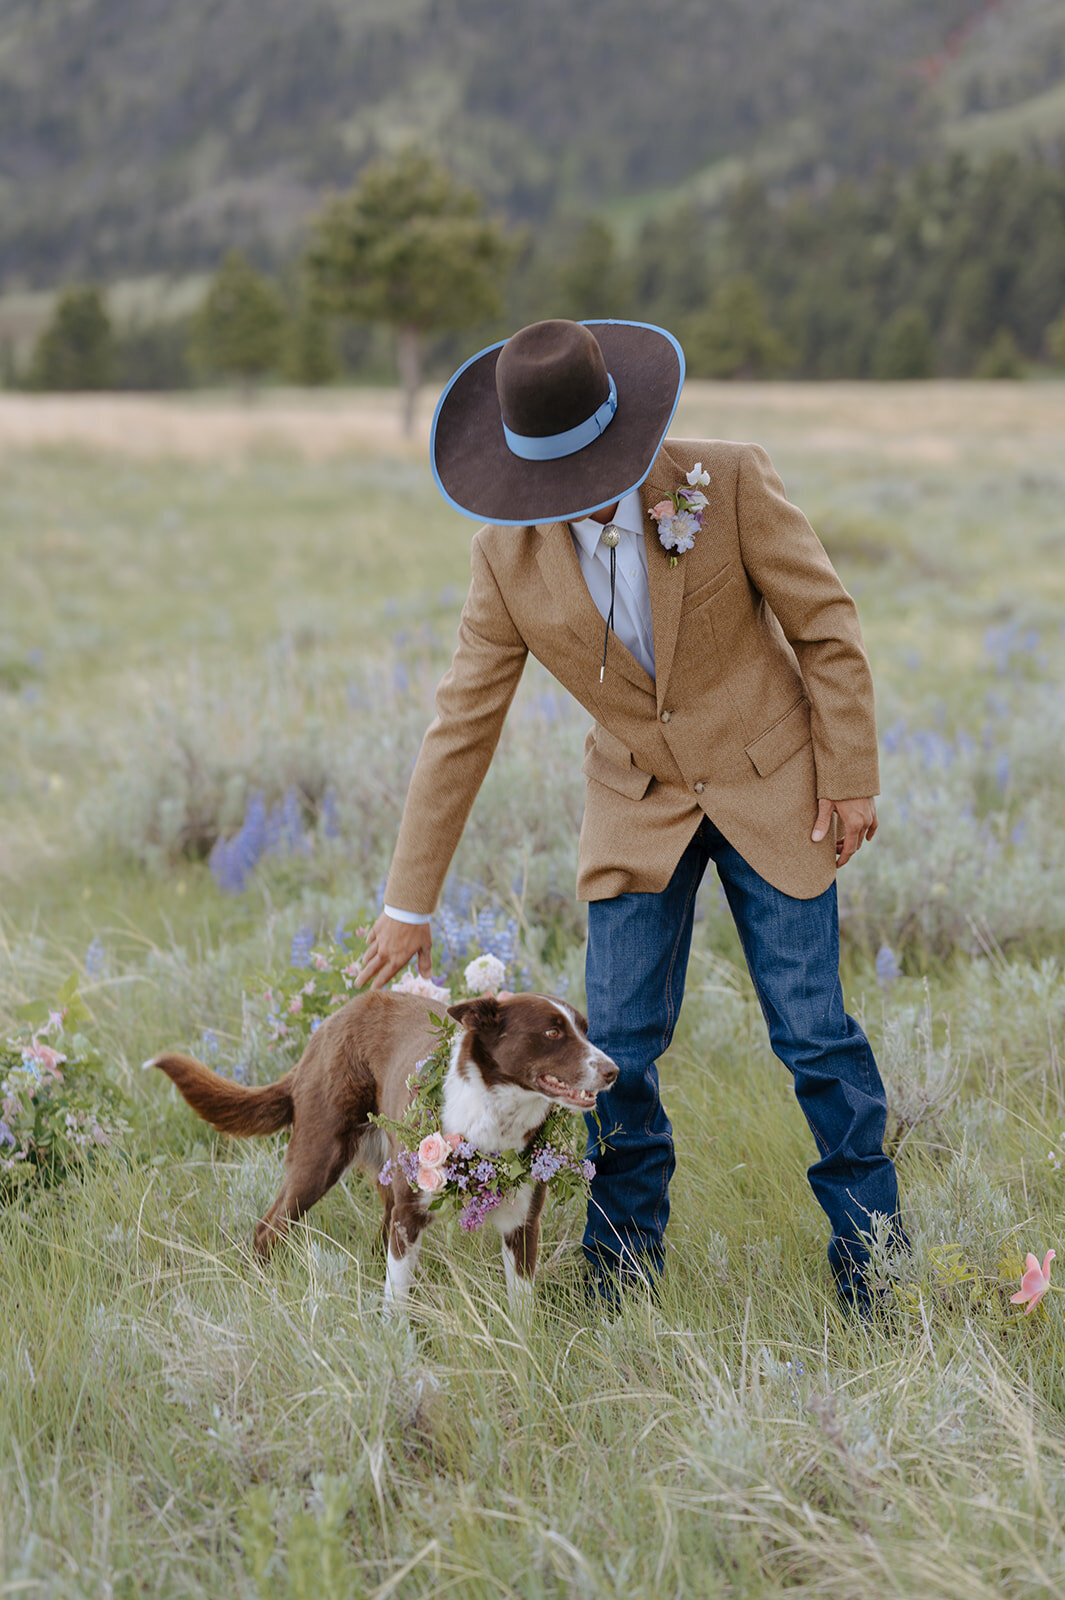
[151,1054,294,1136]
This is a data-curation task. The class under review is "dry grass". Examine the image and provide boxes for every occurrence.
[2,378,1064,467]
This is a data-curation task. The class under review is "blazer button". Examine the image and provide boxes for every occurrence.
[694,781,705,794]
[660,710,672,723]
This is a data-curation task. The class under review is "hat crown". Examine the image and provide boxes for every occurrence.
[495,320,610,440]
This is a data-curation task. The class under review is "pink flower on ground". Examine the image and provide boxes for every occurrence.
[1010,1249,1055,1313]
[649,499,674,522]
[288,996,303,1015]
[312,953,330,970]
[25,1041,66,1074]
[417,1132,449,1169]
[416,1164,446,1193]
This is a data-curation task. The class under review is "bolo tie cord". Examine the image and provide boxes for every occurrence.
[599,537,617,684]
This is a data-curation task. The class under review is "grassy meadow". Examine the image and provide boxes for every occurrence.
[2,381,1065,1598]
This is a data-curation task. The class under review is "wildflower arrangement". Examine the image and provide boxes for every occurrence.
[372,1006,595,1233]
[1,977,129,1202]
[259,925,374,1055]
[649,461,711,566]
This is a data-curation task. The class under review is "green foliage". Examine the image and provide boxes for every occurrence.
[283,298,339,386]
[873,307,936,379]
[27,285,114,390]
[189,250,287,383]
[1048,304,1065,365]
[683,276,794,378]
[976,327,1025,379]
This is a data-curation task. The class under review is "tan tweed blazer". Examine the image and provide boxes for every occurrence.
[385,438,880,909]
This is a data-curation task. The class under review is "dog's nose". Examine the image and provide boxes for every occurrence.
[597,1060,619,1089]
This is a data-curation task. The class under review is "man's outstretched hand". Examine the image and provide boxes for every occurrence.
[812,797,878,869]
[352,913,433,990]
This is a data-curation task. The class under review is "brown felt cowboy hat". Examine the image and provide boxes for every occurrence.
[430,319,685,526]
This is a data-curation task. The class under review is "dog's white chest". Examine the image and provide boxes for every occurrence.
[440,1050,546,1152]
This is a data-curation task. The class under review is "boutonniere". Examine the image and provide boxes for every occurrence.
[649,462,711,567]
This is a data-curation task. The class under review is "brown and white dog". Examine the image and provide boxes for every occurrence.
[149,989,618,1312]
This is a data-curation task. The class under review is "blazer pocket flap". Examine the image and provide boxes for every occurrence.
[581,743,654,800]
[744,699,812,777]
[680,564,737,614]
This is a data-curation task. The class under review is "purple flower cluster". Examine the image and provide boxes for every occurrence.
[531,1144,565,1181]
[459,1190,502,1231]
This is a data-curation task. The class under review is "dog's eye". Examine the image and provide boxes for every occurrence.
[545,1026,562,1039]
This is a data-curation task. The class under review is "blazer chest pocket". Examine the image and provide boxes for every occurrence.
[581,725,654,800]
[744,698,812,777]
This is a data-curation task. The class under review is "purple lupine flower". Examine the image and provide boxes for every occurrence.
[290,926,315,969]
[201,1029,219,1059]
[875,945,901,986]
[85,939,105,978]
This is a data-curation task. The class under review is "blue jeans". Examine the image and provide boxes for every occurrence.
[583,816,902,1304]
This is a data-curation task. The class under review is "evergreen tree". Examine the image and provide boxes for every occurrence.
[975,328,1024,379]
[683,277,793,378]
[284,299,339,386]
[872,307,935,379]
[306,149,512,435]
[28,286,114,390]
[189,251,287,388]
[1047,307,1065,367]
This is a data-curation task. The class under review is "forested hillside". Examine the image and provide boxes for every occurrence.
[3,0,1062,286]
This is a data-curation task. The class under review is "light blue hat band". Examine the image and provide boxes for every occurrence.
[501,375,617,461]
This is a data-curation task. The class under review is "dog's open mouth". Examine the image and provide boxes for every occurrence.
[536,1074,598,1109]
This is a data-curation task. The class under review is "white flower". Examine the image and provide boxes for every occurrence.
[686,462,710,488]
[683,489,708,512]
[464,953,507,994]
[661,510,699,553]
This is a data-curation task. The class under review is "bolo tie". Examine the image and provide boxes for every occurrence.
[599,523,621,683]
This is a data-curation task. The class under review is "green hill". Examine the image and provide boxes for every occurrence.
[8,0,1060,287]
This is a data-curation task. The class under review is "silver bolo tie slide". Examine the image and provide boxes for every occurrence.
[599,524,622,683]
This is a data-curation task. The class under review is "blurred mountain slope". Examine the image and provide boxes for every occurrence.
[0,0,1061,285]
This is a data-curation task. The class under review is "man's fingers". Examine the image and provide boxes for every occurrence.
[811,798,835,842]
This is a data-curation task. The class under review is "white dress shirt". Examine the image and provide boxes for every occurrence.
[385,484,657,924]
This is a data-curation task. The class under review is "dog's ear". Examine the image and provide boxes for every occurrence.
[447,996,505,1038]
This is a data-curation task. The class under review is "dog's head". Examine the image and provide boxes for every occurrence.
[446,993,618,1111]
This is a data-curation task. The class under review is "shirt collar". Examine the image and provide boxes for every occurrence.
[569,485,645,560]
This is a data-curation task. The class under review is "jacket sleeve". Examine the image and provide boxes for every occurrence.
[383,531,529,914]
[735,443,880,800]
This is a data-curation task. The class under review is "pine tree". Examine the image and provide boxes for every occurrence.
[189,251,287,389]
[306,149,512,435]
[28,286,114,390]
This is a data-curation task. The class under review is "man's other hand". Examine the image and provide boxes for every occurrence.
[352,913,433,989]
[812,797,878,868]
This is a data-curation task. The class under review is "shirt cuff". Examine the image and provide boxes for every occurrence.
[383,904,432,925]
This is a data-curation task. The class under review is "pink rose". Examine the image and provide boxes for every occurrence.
[445,1132,463,1151]
[650,499,673,521]
[417,1164,446,1193]
[418,1132,449,1168]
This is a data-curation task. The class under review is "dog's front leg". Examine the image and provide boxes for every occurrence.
[383,1194,430,1316]
[499,1184,546,1320]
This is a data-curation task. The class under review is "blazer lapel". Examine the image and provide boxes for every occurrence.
[640,446,687,711]
[535,521,654,697]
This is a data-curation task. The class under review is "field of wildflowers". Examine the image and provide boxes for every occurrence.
[2,383,1065,1598]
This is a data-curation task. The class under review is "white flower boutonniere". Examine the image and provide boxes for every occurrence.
[649,462,711,568]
